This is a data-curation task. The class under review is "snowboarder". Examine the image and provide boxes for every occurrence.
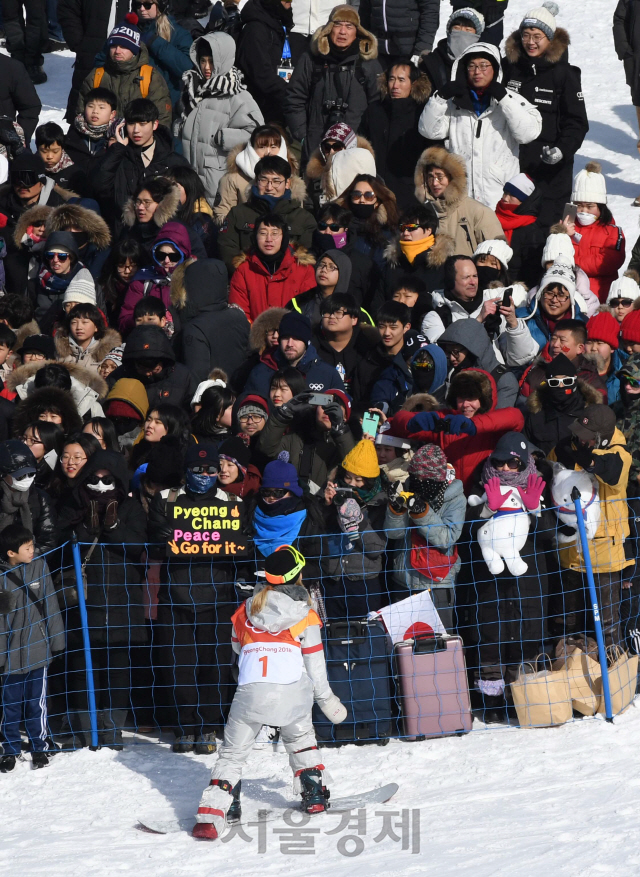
[192,544,347,840]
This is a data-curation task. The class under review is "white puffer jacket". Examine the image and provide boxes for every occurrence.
[181,33,264,202]
[418,42,542,209]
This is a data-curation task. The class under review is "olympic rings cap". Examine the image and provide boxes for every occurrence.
[264,544,306,584]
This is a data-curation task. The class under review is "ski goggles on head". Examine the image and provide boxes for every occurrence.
[546,376,576,388]
[264,544,306,584]
[622,375,640,387]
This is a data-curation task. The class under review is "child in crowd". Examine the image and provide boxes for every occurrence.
[66,87,120,163]
[35,122,86,193]
[0,524,64,772]
[133,296,170,336]
[98,345,125,381]
[54,303,122,375]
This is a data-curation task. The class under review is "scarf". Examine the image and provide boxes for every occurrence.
[253,505,307,555]
[250,185,291,212]
[338,475,381,506]
[74,113,121,141]
[46,151,74,175]
[495,200,536,244]
[0,480,32,531]
[38,265,74,297]
[481,453,537,490]
[181,66,245,119]
[399,235,435,265]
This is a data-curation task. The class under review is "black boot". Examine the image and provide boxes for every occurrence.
[227,781,242,824]
[299,768,330,814]
[0,755,16,772]
[27,66,47,84]
[32,752,49,769]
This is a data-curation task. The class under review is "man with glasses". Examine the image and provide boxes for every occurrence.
[515,260,587,355]
[312,293,378,395]
[219,155,316,274]
[285,5,382,162]
[419,41,541,210]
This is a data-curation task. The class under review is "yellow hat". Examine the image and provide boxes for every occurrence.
[342,439,380,479]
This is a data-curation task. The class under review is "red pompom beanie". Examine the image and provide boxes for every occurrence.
[587,312,619,349]
[621,310,640,345]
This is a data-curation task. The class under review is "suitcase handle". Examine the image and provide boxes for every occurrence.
[413,633,447,654]
[329,620,368,645]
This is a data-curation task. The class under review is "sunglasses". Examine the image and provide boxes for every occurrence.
[400,223,423,233]
[490,458,522,470]
[261,488,289,499]
[155,249,181,263]
[323,141,344,153]
[624,376,640,387]
[318,222,343,232]
[351,191,376,202]
[46,251,70,262]
[86,475,115,487]
[610,298,634,307]
[546,376,577,388]
[190,465,218,475]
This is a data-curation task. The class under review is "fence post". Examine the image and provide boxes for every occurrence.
[571,487,613,722]
[71,536,100,748]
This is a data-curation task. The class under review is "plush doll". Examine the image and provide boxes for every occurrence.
[551,463,601,544]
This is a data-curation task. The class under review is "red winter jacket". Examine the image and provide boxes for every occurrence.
[572,218,625,303]
[392,369,525,493]
[229,245,316,322]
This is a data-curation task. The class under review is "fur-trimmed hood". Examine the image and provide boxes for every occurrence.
[401,392,440,412]
[383,231,455,270]
[249,306,288,352]
[226,141,299,179]
[414,146,468,209]
[527,378,603,414]
[12,206,54,249]
[377,71,432,104]
[6,359,108,398]
[505,27,570,67]
[305,136,374,185]
[13,320,41,353]
[54,327,122,364]
[311,16,377,61]
[232,243,316,272]
[122,184,181,230]
[45,203,111,250]
[12,386,83,437]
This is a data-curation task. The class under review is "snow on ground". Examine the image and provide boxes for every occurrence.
[3,1,640,874]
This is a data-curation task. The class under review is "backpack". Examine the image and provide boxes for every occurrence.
[93,65,153,99]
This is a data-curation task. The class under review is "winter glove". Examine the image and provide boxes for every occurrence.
[0,118,25,156]
[541,145,563,165]
[104,500,119,529]
[516,474,545,511]
[407,411,441,433]
[437,81,466,101]
[322,400,344,429]
[573,442,594,471]
[387,479,406,513]
[276,392,312,422]
[443,414,477,436]
[318,692,347,724]
[337,498,363,534]
[407,495,428,517]
[485,476,510,512]
[487,81,508,101]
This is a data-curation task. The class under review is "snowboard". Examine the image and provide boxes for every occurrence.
[136,782,399,836]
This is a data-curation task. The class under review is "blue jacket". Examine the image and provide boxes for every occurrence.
[606,348,628,404]
[516,296,587,353]
[243,343,346,398]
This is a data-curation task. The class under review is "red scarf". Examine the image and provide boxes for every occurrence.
[495,200,536,243]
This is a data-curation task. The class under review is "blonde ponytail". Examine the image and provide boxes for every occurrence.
[156,12,173,42]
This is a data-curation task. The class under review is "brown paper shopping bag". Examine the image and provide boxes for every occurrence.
[553,648,601,717]
[511,657,573,728]
[596,646,639,716]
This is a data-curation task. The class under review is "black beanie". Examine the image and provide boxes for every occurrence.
[264,545,306,584]
[218,436,251,471]
[279,311,312,346]
[545,353,577,379]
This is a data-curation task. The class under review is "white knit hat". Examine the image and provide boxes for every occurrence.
[62,267,97,306]
[607,274,640,303]
[520,2,559,40]
[572,161,607,204]
[504,172,535,203]
[538,260,576,300]
[330,147,376,199]
[191,378,226,407]
[541,231,574,267]
[473,239,513,268]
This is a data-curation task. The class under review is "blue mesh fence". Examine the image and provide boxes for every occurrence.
[2,496,639,753]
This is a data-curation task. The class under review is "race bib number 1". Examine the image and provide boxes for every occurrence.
[238,642,303,685]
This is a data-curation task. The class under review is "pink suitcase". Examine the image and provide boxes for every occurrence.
[394,634,473,740]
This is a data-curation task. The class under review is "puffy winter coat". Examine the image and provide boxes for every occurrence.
[7,361,107,420]
[418,42,542,209]
[384,478,466,590]
[0,556,65,674]
[614,0,640,105]
[0,53,41,143]
[77,43,172,128]
[413,146,506,257]
[235,0,289,126]
[229,245,317,321]
[0,179,75,254]
[44,201,112,283]
[548,429,634,574]
[571,218,626,304]
[516,287,587,354]
[524,379,604,456]
[392,367,525,492]
[55,326,122,376]
[285,20,383,160]
[171,258,250,382]
[243,341,346,398]
[358,0,439,56]
[180,33,264,202]
[137,14,193,109]
[381,230,455,299]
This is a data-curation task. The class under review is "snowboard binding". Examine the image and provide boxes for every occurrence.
[299,768,330,815]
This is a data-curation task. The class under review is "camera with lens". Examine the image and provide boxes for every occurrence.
[323,97,348,126]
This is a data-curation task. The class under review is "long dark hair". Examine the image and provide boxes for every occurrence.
[338,174,399,239]
[83,417,119,452]
[99,237,148,312]
[131,403,191,468]
[16,420,64,456]
[48,431,101,497]
[166,165,209,223]
[191,386,236,439]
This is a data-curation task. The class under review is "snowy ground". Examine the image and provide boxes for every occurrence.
[4,1,640,873]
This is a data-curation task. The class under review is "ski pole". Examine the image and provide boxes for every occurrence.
[571,487,613,722]
[72,536,100,748]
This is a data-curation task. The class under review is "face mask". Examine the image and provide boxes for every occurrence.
[546,385,577,409]
[350,202,375,220]
[11,473,35,492]
[476,265,501,290]
[186,469,217,494]
[86,478,116,494]
[329,231,348,249]
[576,212,597,227]
[447,30,480,59]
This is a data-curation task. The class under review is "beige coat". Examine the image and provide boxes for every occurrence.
[414,146,506,258]
[54,327,122,376]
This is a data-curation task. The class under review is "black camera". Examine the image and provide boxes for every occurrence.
[332,487,354,504]
[323,97,349,126]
